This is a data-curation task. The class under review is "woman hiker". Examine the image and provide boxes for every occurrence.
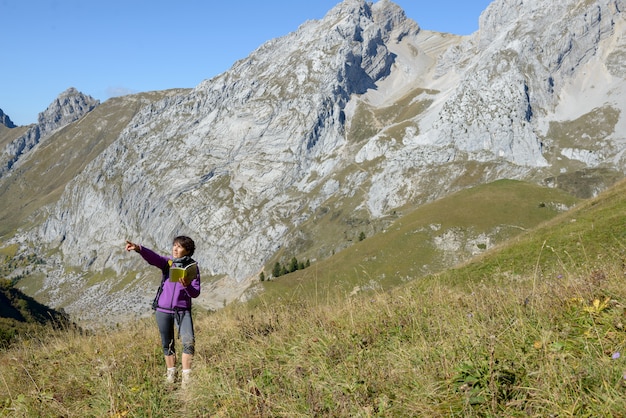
[125,236,201,389]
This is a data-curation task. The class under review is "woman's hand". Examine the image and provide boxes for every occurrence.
[125,240,141,253]
[180,276,191,287]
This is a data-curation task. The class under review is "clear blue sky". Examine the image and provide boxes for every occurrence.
[1,0,492,126]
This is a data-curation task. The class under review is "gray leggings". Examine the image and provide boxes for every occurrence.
[155,310,195,356]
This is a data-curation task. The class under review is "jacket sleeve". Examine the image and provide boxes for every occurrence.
[183,268,201,298]
[138,246,170,271]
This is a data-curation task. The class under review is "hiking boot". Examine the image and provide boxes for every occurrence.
[166,367,177,384]
[181,370,191,389]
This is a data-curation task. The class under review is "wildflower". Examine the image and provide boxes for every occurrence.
[583,297,611,314]
[612,352,621,360]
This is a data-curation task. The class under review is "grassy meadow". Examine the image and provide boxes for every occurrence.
[2,179,626,416]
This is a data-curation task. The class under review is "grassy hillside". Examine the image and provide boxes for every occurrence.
[0,279,72,349]
[3,179,626,416]
[0,125,29,150]
[256,179,580,303]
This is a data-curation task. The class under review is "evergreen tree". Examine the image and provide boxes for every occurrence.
[272,262,282,278]
[289,256,299,273]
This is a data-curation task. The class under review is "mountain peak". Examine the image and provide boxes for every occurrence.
[37,87,100,133]
[0,88,100,178]
[0,108,16,128]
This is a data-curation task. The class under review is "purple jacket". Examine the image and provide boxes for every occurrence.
[139,246,201,312]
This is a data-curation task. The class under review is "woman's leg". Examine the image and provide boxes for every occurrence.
[182,353,193,370]
[165,354,176,368]
[155,310,176,369]
[178,311,195,387]
[178,311,195,362]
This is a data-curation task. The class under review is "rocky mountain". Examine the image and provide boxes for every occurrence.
[0,88,99,178]
[0,109,16,129]
[1,0,625,325]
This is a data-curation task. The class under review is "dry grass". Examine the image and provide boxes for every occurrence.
[2,253,626,416]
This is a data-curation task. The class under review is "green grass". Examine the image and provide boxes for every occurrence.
[258,179,580,302]
[347,88,435,145]
[3,179,626,416]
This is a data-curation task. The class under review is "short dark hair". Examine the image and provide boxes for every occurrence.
[173,236,195,256]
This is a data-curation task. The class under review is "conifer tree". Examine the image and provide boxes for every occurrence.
[289,256,299,272]
[272,262,282,278]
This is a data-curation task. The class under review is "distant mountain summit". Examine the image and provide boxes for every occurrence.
[36,87,100,136]
[1,0,625,324]
[0,109,16,128]
[0,88,99,178]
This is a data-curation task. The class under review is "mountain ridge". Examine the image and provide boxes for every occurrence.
[0,0,625,325]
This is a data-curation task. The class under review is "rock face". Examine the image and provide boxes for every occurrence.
[2,0,626,323]
[38,0,423,286]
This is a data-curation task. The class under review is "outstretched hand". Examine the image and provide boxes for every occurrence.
[125,240,141,253]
